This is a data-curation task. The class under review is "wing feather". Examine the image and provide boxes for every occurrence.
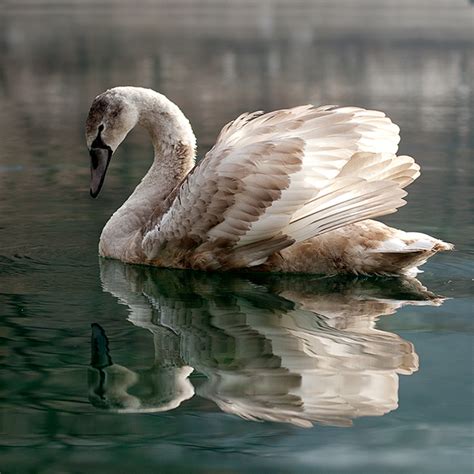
[142,105,417,269]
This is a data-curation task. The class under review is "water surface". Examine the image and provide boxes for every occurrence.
[1,2,473,473]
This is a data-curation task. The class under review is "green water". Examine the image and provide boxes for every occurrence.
[1,2,473,473]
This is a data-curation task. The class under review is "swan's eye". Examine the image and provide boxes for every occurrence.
[98,124,105,132]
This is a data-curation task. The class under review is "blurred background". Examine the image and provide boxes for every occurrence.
[1,1,473,473]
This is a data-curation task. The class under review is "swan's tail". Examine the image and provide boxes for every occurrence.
[366,230,454,277]
[271,221,453,276]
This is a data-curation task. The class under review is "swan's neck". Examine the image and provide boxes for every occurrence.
[99,89,196,261]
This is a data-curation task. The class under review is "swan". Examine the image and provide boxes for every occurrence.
[85,86,453,276]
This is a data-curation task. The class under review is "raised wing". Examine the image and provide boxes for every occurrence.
[142,105,419,270]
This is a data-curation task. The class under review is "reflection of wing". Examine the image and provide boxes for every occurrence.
[191,295,418,427]
[142,106,417,269]
[94,260,443,427]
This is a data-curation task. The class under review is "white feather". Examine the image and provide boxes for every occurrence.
[143,104,418,267]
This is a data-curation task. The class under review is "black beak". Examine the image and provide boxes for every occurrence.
[90,147,112,198]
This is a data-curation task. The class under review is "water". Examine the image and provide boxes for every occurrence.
[1,2,473,472]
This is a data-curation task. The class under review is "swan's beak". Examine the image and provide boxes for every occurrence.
[90,147,112,198]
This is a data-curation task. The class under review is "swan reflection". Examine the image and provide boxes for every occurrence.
[89,260,444,427]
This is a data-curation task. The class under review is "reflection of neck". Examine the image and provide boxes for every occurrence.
[99,88,196,262]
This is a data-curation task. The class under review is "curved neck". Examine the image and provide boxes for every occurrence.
[100,88,196,261]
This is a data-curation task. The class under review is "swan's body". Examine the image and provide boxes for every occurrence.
[86,86,452,276]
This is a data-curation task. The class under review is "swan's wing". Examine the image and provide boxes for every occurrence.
[142,105,419,269]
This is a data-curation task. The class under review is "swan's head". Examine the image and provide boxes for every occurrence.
[85,89,139,198]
